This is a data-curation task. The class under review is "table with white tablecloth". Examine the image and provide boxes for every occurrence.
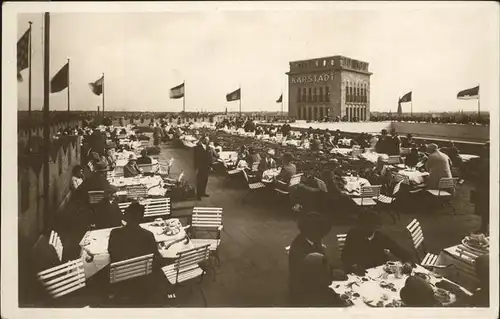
[330,264,470,307]
[79,221,193,279]
[261,168,281,183]
[341,176,371,196]
[330,148,353,156]
[109,175,166,197]
[393,168,429,185]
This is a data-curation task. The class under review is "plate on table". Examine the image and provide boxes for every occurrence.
[462,236,489,253]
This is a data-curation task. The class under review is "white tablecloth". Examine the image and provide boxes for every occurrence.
[459,154,480,162]
[262,168,281,183]
[341,176,371,196]
[330,264,465,307]
[359,152,381,164]
[395,169,429,185]
[330,148,352,156]
[79,221,193,279]
[109,175,166,197]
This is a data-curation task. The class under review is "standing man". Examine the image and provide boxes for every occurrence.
[194,135,212,200]
[425,143,452,189]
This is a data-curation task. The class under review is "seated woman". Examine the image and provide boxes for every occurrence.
[70,165,84,192]
[123,154,142,177]
[295,253,346,307]
[366,155,391,186]
[236,145,250,167]
[405,147,420,168]
[136,149,152,165]
[342,211,411,275]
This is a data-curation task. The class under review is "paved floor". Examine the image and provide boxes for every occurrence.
[158,140,481,307]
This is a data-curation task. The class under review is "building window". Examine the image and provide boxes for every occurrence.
[331,59,335,66]
[308,88,312,102]
[308,107,312,121]
[319,87,323,102]
[348,86,352,103]
[313,88,317,102]
[302,88,307,103]
[356,85,360,103]
[325,86,330,102]
[297,88,302,102]
[319,107,324,120]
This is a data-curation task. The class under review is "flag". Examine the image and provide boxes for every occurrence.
[50,62,69,93]
[88,75,104,96]
[226,88,241,102]
[457,85,479,100]
[17,28,30,82]
[276,94,282,103]
[170,82,185,99]
[399,91,412,103]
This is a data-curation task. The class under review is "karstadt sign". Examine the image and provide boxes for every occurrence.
[290,73,335,85]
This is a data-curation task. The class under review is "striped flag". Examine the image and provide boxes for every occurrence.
[276,94,283,103]
[17,28,30,82]
[226,88,241,102]
[170,83,185,99]
[89,75,104,96]
[457,86,479,100]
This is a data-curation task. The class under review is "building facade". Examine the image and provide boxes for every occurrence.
[287,55,372,122]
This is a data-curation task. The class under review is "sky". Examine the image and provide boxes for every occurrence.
[15,2,499,114]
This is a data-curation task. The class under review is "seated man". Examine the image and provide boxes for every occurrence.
[289,212,332,303]
[342,211,411,274]
[400,275,440,307]
[92,187,124,230]
[136,149,152,165]
[123,154,142,177]
[108,202,165,303]
[276,153,297,184]
[258,149,277,176]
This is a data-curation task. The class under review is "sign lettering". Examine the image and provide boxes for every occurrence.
[291,73,335,85]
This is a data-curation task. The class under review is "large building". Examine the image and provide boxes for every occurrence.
[287,55,372,122]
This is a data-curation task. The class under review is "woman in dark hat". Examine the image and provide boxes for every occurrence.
[400,275,439,307]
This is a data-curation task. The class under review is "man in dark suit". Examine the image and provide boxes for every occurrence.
[194,135,212,200]
[289,212,332,303]
[92,188,124,230]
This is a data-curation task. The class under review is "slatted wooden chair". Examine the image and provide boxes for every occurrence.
[406,218,439,267]
[143,198,171,219]
[426,177,459,214]
[118,201,131,213]
[87,161,95,172]
[242,169,266,192]
[352,185,382,207]
[376,181,403,223]
[162,244,210,306]
[88,190,105,205]
[387,155,402,165]
[139,140,149,148]
[138,163,158,175]
[37,259,86,299]
[274,173,303,196]
[49,230,64,262]
[109,254,154,284]
[125,184,148,200]
[159,157,174,176]
[190,207,223,266]
[337,234,347,254]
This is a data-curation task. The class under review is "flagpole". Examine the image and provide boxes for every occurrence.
[102,73,105,117]
[411,101,413,117]
[67,58,70,126]
[477,85,480,118]
[43,12,51,230]
[183,80,186,113]
[28,21,33,141]
[239,84,242,117]
[281,92,284,118]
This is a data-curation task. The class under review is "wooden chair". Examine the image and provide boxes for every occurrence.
[352,185,382,207]
[387,155,402,165]
[125,184,148,200]
[88,190,105,205]
[376,181,403,223]
[337,234,347,254]
[143,198,171,219]
[138,163,158,175]
[162,244,210,306]
[49,230,63,262]
[426,177,459,214]
[139,140,149,148]
[190,207,223,266]
[87,161,95,172]
[159,157,174,176]
[274,173,303,196]
[109,254,154,284]
[37,259,86,299]
[242,169,266,191]
[406,218,431,263]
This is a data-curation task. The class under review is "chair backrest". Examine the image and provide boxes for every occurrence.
[88,190,105,204]
[125,185,148,200]
[289,173,303,187]
[168,244,210,285]
[140,140,149,147]
[37,259,86,299]
[400,147,411,156]
[337,233,347,253]
[192,207,223,229]
[109,253,154,284]
[406,218,424,250]
[393,173,410,185]
[49,230,63,262]
[138,164,154,174]
[438,177,458,190]
[142,197,171,218]
[314,177,328,192]
[392,181,403,196]
[387,156,401,165]
[360,185,381,198]
[118,201,131,213]
[87,161,95,172]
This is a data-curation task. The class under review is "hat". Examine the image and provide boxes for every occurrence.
[400,276,437,306]
[123,202,145,224]
[267,149,275,156]
[129,153,137,160]
[426,143,438,153]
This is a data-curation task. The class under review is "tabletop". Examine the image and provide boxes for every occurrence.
[341,176,371,195]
